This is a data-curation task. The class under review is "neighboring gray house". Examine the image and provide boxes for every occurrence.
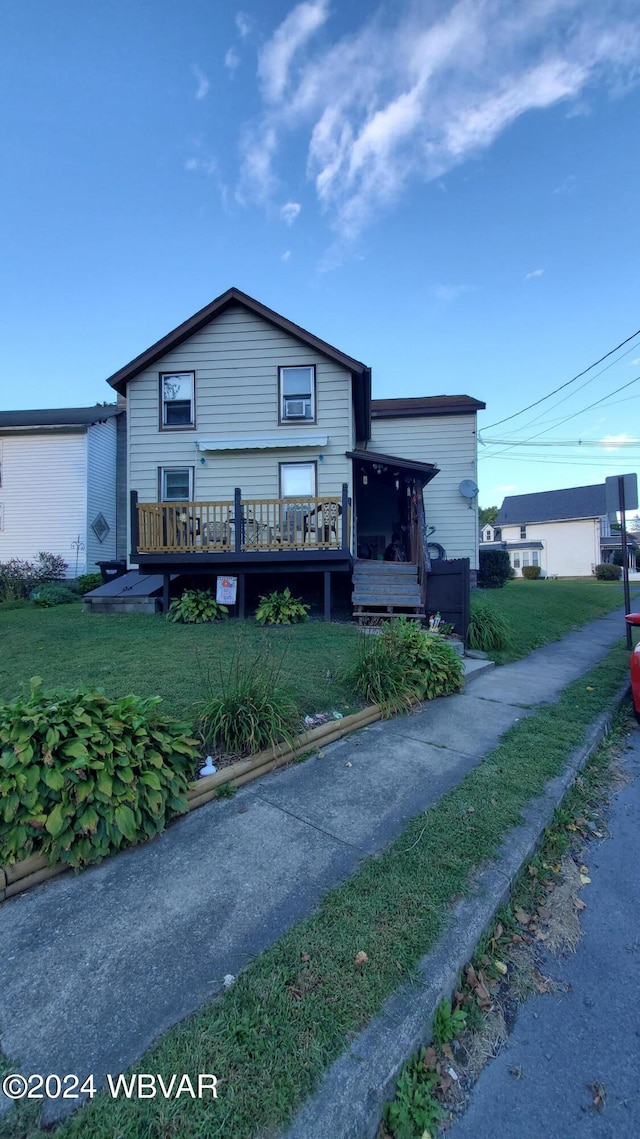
[0,406,126,577]
[481,483,637,577]
[104,286,485,619]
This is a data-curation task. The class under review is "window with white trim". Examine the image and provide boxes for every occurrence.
[532,551,539,566]
[159,467,194,501]
[279,461,316,497]
[520,525,527,539]
[160,372,195,428]
[513,553,521,568]
[279,366,315,422]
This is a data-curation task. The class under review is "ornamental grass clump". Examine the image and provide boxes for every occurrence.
[0,678,200,869]
[344,617,464,715]
[198,642,300,758]
[467,599,512,653]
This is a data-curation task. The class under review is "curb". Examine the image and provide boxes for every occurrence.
[283,678,631,1139]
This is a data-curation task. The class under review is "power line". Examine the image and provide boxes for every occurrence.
[482,374,640,460]
[481,327,640,432]
[481,438,640,447]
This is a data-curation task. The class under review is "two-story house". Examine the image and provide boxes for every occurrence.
[104,287,484,621]
[485,483,637,577]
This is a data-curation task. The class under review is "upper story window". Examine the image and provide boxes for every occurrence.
[520,525,527,539]
[160,372,195,429]
[279,365,315,423]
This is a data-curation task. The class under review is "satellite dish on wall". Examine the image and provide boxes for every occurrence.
[459,479,479,507]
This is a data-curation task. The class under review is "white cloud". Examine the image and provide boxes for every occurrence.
[525,268,545,279]
[192,65,210,101]
[280,201,301,224]
[236,0,640,247]
[225,47,240,73]
[258,0,328,104]
[281,249,292,261]
[236,11,252,39]
[434,283,472,301]
[631,358,640,366]
[185,156,218,175]
[553,173,576,193]
[600,432,639,450]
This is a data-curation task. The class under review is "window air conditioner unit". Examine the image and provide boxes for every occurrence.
[284,399,309,418]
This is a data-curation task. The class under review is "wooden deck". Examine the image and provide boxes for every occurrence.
[134,491,350,555]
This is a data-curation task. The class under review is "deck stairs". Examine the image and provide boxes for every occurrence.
[352,560,425,620]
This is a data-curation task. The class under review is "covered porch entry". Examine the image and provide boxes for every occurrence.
[347,450,440,618]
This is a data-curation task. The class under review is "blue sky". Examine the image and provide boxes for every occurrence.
[2,0,640,507]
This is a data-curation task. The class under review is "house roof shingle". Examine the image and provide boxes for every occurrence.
[496,484,607,525]
[371,395,485,418]
[0,406,122,429]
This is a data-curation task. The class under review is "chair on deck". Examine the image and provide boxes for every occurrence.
[304,503,341,546]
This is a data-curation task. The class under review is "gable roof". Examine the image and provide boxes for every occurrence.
[496,484,607,525]
[0,406,122,430]
[371,395,485,418]
[106,286,372,439]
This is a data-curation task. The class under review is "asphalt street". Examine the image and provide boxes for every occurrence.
[448,724,640,1139]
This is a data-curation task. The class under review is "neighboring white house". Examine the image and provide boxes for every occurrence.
[483,483,637,578]
[0,406,125,577]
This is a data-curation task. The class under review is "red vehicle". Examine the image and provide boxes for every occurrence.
[625,614,640,723]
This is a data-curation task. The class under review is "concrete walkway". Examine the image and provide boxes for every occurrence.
[0,606,634,1121]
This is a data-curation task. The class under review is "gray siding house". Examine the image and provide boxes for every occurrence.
[106,287,484,621]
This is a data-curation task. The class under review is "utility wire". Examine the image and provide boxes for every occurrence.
[482,374,640,460]
[481,327,640,432]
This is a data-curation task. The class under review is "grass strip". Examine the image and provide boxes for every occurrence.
[2,643,629,1139]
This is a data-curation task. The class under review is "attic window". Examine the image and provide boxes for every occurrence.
[161,373,195,429]
[520,525,527,539]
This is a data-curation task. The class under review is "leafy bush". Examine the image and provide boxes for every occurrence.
[166,589,229,624]
[343,617,463,714]
[467,600,512,652]
[0,679,200,869]
[255,587,310,625]
[77,572,103,594]
[0,552,67,601]
[521,565,541,579]
[594,562,622,581]
[31,583,77,608]
[383,1049,444,1139]
[432,997,468,1047]
[198,643,300,757]
[478,549,511,589]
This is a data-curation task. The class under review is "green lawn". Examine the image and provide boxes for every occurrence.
[0,606,360,723]
[472,578,636,664]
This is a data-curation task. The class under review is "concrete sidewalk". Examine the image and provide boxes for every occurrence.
[0,606,633,1121]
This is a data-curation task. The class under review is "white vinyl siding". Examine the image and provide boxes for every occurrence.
[86,419,118,571]
[127,304,353,511]
[369,414,479,567]
[502,518,600,577]
[0,432,87,576]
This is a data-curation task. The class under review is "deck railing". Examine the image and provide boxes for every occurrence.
[134,487,350,554]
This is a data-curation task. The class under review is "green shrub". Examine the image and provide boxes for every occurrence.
[478,548,511,589]
[432,997,468,1047]
[594,562,622,581]
[0,552,67,602]
[166,589,229,624]
[198,644,300,757]
[383,1049,444,1139]
[467,600,512,652]
[343,617,463,715]
[31,583,77,608]
[77,572,103,594]
[0,679,200,869]
[521,564,541,580]
[255,587,310,625]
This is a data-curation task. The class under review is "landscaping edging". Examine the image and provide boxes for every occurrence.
[282,679,631,1139]
[0,702,387,903]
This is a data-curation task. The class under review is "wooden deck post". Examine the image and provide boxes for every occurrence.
[324,570,332,622]
[341,483,349,551]
[234,487,243,553]
[130,490,139,557]
[162,574,170,614]
[238,573,245,619]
